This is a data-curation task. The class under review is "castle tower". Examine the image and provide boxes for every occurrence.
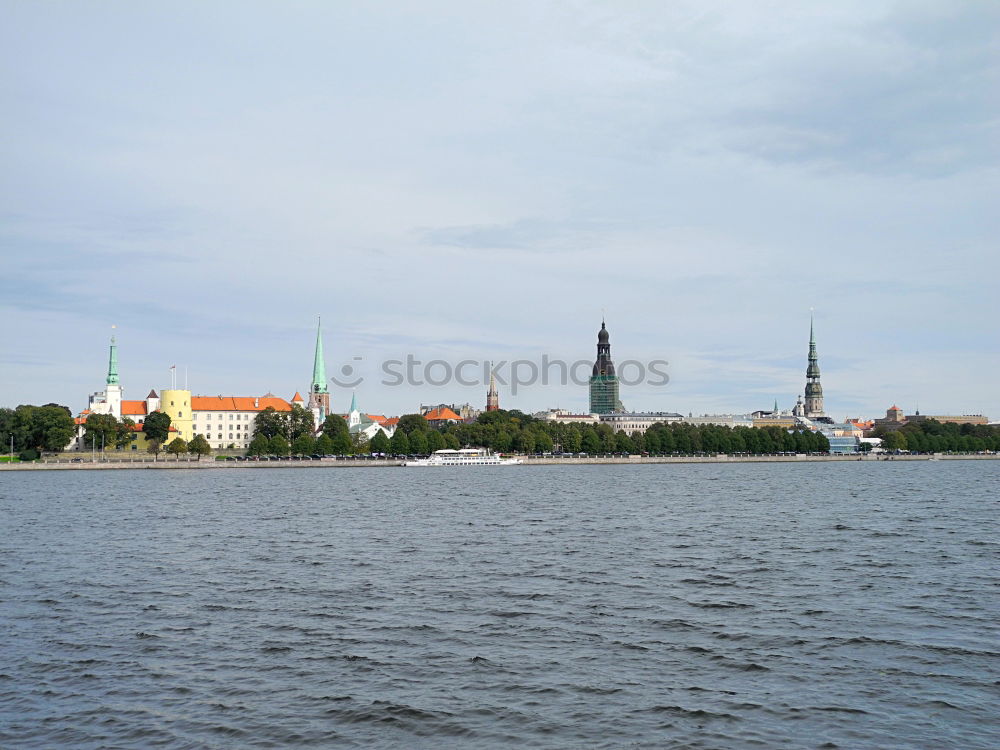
[307,317,331,424]
[589,319,622,414]
[160,389,193,441]
[486,363,499,412]
[804,316,825,418]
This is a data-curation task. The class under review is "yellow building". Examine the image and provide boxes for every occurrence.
[159,389,194,442]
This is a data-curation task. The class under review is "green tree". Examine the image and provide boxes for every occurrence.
[288,405,315,441]
[321,414,350,439]
[408,430,429,454]
[247,434,270,456]
[17,404,75,453]
[515,430,536,454]
[389,429,411,455]
[83,413,120,453]
[315,433,335,455]
[166,437,188,456]
[143,411,172,444]
[117,417,137,449]
[533,430,554,453]
[269,434,290,456]
[815,432,830,453]
[330,432,352,455]
[562,429,582,453]
[188,434,211,460]
[443,432,460,450]
[291,434,316,455]
[370,431,390,454]
[397,414,430,434]
[425,430,445,452]
[0,407,30,454]
[254,407,286,439]
[581,429,601,453]
[615,431,634,453]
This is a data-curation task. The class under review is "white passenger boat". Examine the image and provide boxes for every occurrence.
[403,448,521,467]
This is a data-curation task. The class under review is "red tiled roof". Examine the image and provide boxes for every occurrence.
[382,417,399,426]
[425,407,462,421]
[121,401,148,416]
[292,392,304,402]
[190,396,292,412]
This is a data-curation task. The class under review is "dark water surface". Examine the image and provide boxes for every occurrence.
[1,462,998,749]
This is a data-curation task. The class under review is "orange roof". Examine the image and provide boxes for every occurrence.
[383,417,399,426]
[190,396,292,412]
[367,414,388,423]
[122,401,148,416]
[425,407,462,421]
[292,391,304,402]
[80,409,91,415]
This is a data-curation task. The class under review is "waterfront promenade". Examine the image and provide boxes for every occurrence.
[2,453,997,470]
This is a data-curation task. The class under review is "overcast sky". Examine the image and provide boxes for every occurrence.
[2,1,997,420]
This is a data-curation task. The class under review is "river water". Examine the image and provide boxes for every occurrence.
[1,462,997,749]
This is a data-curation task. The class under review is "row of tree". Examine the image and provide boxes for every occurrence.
[386,409,832,455]
[875,419,1000,453]
[0,404,76,459]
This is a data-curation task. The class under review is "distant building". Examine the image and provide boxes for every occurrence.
[423,406,464,426]
[535,409,600,425]
[190,394,295,449]
[421,403,480,421]
[600,412,684,436]
[873,405,988,432]
[589,320,624,414]
[344,393,394,441]
[679,414,754,428]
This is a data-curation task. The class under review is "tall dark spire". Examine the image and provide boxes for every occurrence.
[804,315,824,418]
[486,362,499,412]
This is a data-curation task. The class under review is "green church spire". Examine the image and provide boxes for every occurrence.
[349,391,358,413]
[106,335,119,385]
[311,317,328,394]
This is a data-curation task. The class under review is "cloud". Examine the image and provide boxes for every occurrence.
[0,1,996,419]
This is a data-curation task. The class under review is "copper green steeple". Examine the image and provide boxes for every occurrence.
[106,335,119,385]
[311,317,328,395]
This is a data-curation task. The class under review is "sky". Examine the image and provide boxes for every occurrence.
[2,0,998,420]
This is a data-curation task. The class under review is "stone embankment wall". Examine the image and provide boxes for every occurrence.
[2,454,997,471]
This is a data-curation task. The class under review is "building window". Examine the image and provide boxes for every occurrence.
[229,433,233,439]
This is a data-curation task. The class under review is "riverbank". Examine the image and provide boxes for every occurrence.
[2,453,997,470]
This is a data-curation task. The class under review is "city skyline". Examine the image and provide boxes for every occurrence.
[2,2,997,418]
[7,315,991,424]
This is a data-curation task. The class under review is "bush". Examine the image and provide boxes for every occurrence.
[18,449,39,461]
